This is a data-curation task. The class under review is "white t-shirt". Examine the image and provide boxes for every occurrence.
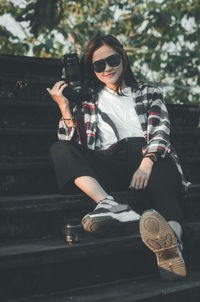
[97,86,144,150]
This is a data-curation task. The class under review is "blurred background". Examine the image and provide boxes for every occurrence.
[0,0,199,104]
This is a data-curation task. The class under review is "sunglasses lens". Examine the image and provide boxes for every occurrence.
[93,60,106,73]
[93,54,121,73]
[107,54,121,67]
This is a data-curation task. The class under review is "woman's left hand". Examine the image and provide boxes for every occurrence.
[129,157,153,190]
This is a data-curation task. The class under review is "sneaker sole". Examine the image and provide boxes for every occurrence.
[82,215,138,236]
[139,209,186,281]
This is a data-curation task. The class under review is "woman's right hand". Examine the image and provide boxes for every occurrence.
[46,81,69,106]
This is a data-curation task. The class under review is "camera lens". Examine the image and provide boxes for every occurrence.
[64,53,81,84]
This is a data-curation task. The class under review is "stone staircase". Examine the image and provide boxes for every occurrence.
[0,54,200,302]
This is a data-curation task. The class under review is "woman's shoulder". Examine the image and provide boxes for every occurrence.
[136,83,163,95]
[134,83,165,107]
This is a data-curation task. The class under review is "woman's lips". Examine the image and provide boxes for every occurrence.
[105,72,115,77]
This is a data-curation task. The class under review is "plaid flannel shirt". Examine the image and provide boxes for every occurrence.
[58,84,190,191]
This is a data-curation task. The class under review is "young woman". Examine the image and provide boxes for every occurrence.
[47,35,190,281]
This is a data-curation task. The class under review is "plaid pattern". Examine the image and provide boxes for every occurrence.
[58,84,190,191]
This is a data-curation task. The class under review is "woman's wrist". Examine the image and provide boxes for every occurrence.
[58,98,74,125]
[62,116,75,127]
[141,157,154,166]
[144,153,158,163]
[63,117,74,121]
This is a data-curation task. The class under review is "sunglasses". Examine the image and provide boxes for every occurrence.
[92,54,121,73]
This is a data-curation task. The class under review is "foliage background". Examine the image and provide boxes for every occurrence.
[0,0,199,104]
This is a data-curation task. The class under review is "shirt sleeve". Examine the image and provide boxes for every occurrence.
[142,87,171,157]
[57,117,76,141]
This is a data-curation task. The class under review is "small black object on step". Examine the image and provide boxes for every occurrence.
[63,218,84,245]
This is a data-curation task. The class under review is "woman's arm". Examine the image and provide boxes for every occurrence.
[47,81,76,141]
[129,156,154,190]
[47,81,74,127]
[142,87,171,157]
[129,87,171,190]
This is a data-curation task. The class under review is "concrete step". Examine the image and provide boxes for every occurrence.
[0,128,57,157]
[0,193,92,242]
[170,128,200,154]
[0,154,199,196]
[0,98,60,128]
[0,54,61,80]
[0,157,58,196]
[180,154,200,184]
[0,76,59,105]
[168,104,200,128]
[0,234,153,300]
[0,222,200,300]
[0,186,199,243]
[8,271,200,302]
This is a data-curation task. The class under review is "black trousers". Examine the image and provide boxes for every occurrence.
[49,138,185,226]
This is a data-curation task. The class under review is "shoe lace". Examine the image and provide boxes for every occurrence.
[95,196,118,210]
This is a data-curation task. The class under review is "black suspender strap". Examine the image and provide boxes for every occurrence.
[74,107,120,148]
[97,107,120,141]
[74,109,87,147]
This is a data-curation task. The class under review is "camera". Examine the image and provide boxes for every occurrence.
[62,53,90,106]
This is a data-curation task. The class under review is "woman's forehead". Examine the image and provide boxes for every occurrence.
[92,45,117,62]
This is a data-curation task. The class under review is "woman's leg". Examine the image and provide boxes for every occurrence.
[49,140,105,195]
[50,140,141,234]
[49,139,129,197]
[147,156,185,235]
[139,209,186,281]
[126,143,187,280]
[50,141,114,203]
[74,176,108,203]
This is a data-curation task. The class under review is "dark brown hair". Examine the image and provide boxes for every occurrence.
[80,34,138,95]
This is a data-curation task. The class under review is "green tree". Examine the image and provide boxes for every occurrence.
[0,0,199,104]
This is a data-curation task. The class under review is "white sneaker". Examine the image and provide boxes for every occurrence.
[82,196,140,234]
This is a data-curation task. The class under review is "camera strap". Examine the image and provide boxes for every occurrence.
[97,107,120,142]
[74,107,120,148]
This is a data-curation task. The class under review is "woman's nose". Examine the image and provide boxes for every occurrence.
[104,62,112,71]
